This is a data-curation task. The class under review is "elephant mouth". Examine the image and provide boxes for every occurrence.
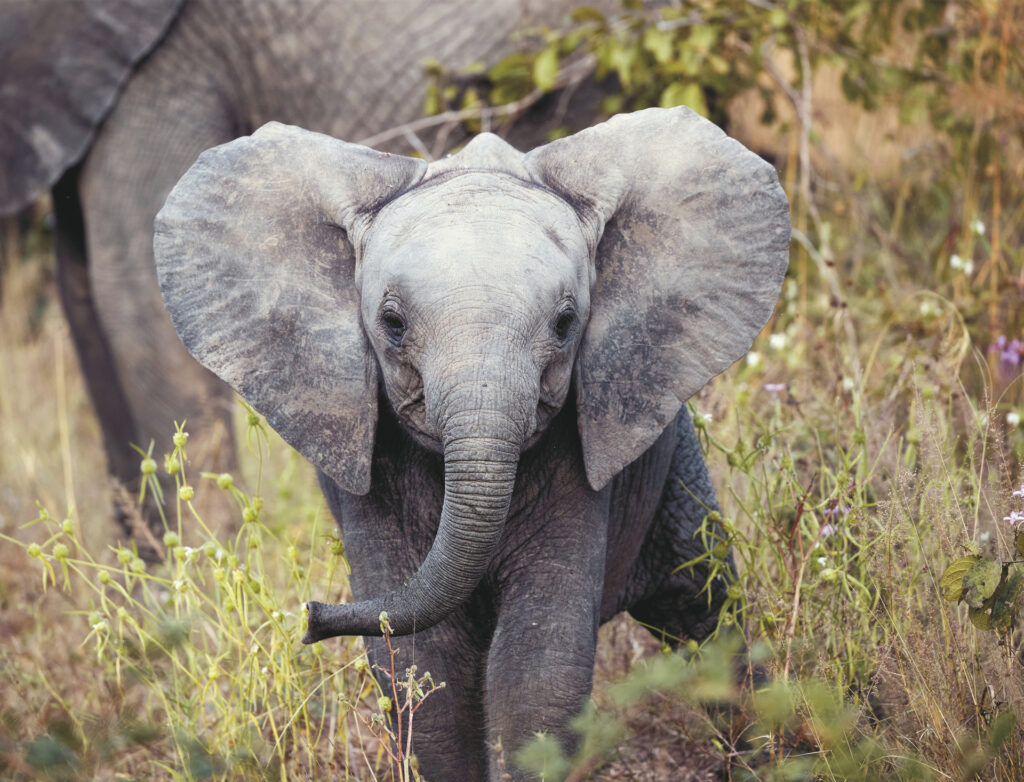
[393,400,558,454]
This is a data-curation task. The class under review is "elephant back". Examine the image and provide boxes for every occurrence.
[0,0,184,215]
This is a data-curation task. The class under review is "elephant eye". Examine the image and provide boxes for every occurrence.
[380,311,407,346]
[553,310,576,343]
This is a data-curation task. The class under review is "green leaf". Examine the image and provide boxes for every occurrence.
[659,82,708,117]
[962,558,1002,608]
[988,568,1023,632]
[987,710,1017,750]
[940,555,980,602]
[688,26,717,54]
[642,27,674,64]
[968,606,993,630]
[423,83,442,116]
[570,6,607,26]
[532,45,559,91]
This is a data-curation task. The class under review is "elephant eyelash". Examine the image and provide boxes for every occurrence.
[553,309,577,343]
[379,311,407,347]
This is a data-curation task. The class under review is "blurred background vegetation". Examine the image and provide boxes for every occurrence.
[2,0,1023,779]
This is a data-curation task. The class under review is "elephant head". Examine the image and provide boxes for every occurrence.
[153,108,790,641]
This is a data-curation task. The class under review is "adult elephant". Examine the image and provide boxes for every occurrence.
[0,0,606,537]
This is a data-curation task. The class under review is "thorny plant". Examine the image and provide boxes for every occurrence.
[1,406,442,781]
[356,612,445,782]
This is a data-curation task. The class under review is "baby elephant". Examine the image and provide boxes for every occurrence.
[155,107,789,780]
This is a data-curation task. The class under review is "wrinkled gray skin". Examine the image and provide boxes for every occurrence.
[0,0,613,540]
[155,109,790,780]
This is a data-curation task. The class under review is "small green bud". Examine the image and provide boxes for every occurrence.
[781,455,794,470]
[227,554,239,569]
[27,543,42,559]
[217,473,233,490]
[223,598,237,613]
[118,548,132,564]
[249,579,261,594]
[179,485,195,502]
[163,531,180,548]
[214,568,226,582]
[165,455,181,475]
[852,429,866,445]
[174,579,188,594]
[172,431,189,448]
[330,539,345,556]
[252,497,264,512]
[712,542,730,559]
[726,583,744,601]
[99,570,111,585]
[705,510,722,524]
[117,606,129,621]
[242,507,257,524]
[247,411,260,427]
[61,518,73,535]
[208,665,219,680]
[233,569,245,584]
[130,558,146,573]
[174,546,187,561]
[247,535,259,549]
[89,611,102,625]
[52,543,69,560]
[820,567,839,583]
[354,657,370,674]
[377,696,393,713]
[686,639,700,653]
[140,457,157,475]
[287,545,299,562]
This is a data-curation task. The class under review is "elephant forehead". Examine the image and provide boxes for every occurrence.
[363,173,590,275]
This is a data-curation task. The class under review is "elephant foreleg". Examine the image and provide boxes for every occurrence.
[484,494,608,780]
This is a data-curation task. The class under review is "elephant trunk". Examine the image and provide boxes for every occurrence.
[303,389,524,641]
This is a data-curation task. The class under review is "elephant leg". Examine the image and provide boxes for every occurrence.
[626,408,733,645]
[484,489,609,780]
[363,600,493,780]
[322,472,493,779]
[79,33,239,541]
[52,166,163,551]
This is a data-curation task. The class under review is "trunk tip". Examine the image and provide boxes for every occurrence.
[302,600,330,644]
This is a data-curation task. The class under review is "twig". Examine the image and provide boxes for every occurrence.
[357,54,596,153]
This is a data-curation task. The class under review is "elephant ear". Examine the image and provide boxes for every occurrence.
[526,107,790,490]
[0,0,184,215]
[154,123,427,495]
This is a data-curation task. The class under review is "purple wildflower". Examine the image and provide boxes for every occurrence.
[820,523,837,538]
[1013,485,1024,499]
[989,335,1023,366]
[824,504,851,519]
[1004,511,1024,528]
[764,383,786,396]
